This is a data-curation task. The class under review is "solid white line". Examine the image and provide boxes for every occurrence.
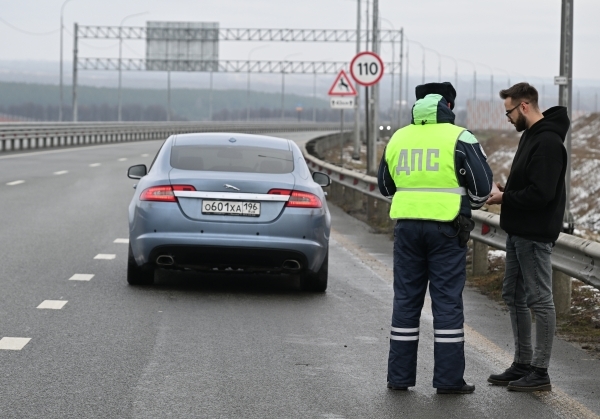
[6,180,25,186]
[94,254,116,260]
[53,170,69,175]
[37,300,68,310]
[0,337,31,350]
[113,238,129,244]
[89,163,101,167]
[69,273,94,281]
[118,158,127,161]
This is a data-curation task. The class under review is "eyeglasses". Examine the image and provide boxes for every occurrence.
[505,102,528,117]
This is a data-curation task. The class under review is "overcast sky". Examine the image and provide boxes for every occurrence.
[1,0,599,87]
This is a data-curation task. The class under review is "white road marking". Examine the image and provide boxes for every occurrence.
[53,170,69,175]
[0,337,31,350]
[118,158,128,161]
[37,300,68,310]
[113,238,129,244]
[6,180,25,186]
[89,163,101,167]
[141,153,149,157]
[69,273,94,281]
[94,254,116,260]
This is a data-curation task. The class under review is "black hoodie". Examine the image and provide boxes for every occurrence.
[500,106,570,242]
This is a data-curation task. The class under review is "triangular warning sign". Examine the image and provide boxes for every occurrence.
[328,70,357,96]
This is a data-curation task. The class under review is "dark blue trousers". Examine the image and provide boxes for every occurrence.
[387,220,467,389]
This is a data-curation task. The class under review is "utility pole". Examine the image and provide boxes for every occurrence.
[364,0,370,168]
[72,23,78,122]
[398,28,403,128]
[59,0,74,122]
[368,0,379,176]
[559,0,574,233]
[352,0,361,160]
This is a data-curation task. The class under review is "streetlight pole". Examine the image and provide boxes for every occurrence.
[352,0,361,160]
[118,12,148,122]
[424,47,441,82]
[476,62,494,101]
[246,45,269,121]
[281,53,301,121]
[368,0,380,176]
[407,39,425,84]
[59,0,74,122]
[458,59,477,102]
[559,0,574,233]
[442,54,458,89]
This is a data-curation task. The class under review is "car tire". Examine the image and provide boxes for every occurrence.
[127,245,154,286]
[301,250,328,292]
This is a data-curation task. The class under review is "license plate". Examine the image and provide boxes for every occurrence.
[201,200,261,216]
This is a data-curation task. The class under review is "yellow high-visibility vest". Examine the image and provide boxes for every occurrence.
[385,123,466,221]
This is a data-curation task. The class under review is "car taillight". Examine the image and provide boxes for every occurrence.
[268,189,322,208]
[140,185,196,202]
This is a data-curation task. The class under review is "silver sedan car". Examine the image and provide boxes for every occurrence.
[126,133,331,291]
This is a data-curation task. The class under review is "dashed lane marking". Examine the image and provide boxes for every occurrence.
[6,180,25,186]
[0,337,31,350]
[113,238,129,244]
[53,170,69,175]
[331,227,600,419]
[37,300,68,310]
[89,163,101,167]
[69,274,94,281]
[94,254,116,260]
[118,158,128,161]
[141,153,149,157]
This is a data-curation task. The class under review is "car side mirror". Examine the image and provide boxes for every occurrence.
[128,164,147,179]
[312,171,331,187]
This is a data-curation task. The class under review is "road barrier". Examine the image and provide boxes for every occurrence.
[0,121,339,153]
[303,132,600,313]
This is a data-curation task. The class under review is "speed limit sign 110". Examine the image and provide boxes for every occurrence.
[350,51,384,86]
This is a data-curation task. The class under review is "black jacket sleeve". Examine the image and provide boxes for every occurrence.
[377,150,396,198]
[455,139,493,209]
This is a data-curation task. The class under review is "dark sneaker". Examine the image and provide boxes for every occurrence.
[387,382,408,391]
[437,380,475,394]
[488,362,530,386]
[507,368,551,392]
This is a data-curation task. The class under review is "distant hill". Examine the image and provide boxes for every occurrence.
[0,81,331,122]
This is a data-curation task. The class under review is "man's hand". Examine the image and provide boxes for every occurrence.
[486,191,503,205]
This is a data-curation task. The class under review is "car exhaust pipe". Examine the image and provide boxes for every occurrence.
[282,259,302,271]
[156,255,175,266]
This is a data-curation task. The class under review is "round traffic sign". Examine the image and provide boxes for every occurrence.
[350,51,384,86]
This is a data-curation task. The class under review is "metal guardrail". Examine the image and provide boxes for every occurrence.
[0,122,339,153]
[302,133,600,290]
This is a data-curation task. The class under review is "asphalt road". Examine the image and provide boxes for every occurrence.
[0,132,599,418]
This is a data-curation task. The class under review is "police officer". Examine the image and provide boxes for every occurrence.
[378,82,493,394]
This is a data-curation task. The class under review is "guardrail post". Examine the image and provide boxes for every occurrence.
[366,196,376,223]
[472,241,489,276]
[552,270,572,315]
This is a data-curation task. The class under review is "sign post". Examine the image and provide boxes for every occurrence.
[329,70,357,166]
[350,51,384,175]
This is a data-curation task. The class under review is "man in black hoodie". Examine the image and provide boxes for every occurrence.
[486,83,570,392]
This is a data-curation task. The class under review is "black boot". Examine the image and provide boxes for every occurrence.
[507,366,551,392]
[436,379,475,394]
[487,362,530,386]
[387,382,408,391]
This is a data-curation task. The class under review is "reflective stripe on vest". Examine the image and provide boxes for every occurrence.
[385,123,466,221]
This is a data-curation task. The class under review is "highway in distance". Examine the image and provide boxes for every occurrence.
[1,132,600,418]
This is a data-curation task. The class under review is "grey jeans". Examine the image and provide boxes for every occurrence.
[502,235,556,368]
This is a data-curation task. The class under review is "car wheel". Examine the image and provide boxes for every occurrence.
[127,245,154,286]
[301,250,328,292]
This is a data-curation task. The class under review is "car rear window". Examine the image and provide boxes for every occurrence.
[170,145,294,173]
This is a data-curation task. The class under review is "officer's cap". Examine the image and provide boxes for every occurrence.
[415,82,457,110]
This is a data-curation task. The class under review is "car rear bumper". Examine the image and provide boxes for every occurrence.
[131,232,326,273]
